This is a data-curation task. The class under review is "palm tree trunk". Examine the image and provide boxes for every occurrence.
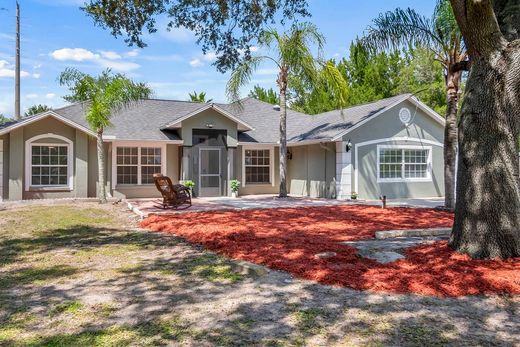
[96,128,107,203]
[444,68,462,209]
[278,65,289,198]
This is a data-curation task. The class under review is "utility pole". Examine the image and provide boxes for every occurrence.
[15,1,20,120]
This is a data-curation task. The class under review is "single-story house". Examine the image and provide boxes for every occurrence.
[0,93,445,201]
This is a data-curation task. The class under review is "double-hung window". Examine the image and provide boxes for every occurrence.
[244,149,272,185]
[378,146,431,182]
[116,146,163,185]
[25,134,74,191]
[31,145,69,186]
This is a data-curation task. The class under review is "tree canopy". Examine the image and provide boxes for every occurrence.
[188,91,212,103]
[248,85,280,104]
[291,43,446,115]
[25,104,51,117]
[82,0,309,72]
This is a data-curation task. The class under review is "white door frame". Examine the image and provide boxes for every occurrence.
[198,147,221,197]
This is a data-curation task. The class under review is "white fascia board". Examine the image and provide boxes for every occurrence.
[0,111,96,137]
[162,103,255,132]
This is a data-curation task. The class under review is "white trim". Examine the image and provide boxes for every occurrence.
[198,147,222,196]
[162,103,255,131]
[376,144,433,183]
[354,137,443,193]
[0,111,95,137]
[111,140,167,189]
[331,95,445,141]
[25,133,74,191]
[241,144,275,187]
[103,137,183,144]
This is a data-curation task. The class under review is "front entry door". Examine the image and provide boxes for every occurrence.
[199,148,221,197]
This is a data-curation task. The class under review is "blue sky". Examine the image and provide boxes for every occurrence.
[0,0,435,118]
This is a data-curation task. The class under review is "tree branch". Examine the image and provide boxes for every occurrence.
[451,60,470,72]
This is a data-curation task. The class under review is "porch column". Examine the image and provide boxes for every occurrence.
[335,141,352,200]
[181,146,191,180]
[227,147,235,196]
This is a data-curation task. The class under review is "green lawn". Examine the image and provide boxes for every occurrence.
[0,203,517,347]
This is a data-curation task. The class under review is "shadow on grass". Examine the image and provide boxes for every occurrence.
[0,222,517,346]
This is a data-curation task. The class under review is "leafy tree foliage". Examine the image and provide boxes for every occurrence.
[248,85,279,104]
[0,114,13,125]
[25,104,51,117]
[59,68,152,203]
[188,91,212,103]
[82,0,309,72]
[291,43,446,115]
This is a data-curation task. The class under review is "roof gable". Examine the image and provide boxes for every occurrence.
[161,103,254,131]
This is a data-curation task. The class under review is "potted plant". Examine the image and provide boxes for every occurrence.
[181,180,195,196]
[230,179,241,198]
[351,192,358,200]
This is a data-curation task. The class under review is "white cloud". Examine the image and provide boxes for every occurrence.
[161,27,195,43]
[26,93,38,99]
[203,52,217,62]
[51,48,100,61]
[0,60,30,78]
[46,93,56,99]
[189,58,203,67]
[126,49,139,57]
[49,47,140,72]
[32,73,41,79]
[99,50,122,60]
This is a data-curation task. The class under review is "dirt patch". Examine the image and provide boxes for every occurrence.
[141,205,519,296]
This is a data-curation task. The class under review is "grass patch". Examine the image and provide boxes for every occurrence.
[0,265,77,288]
[155,253,243,283]
[49,301,84,317]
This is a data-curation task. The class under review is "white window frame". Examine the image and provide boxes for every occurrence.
[111,141,166,187]
[25,134,74,191]
[241,145,275,186]
[376,144,432,183]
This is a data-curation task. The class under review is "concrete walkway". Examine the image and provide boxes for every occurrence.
[126,195,445,218]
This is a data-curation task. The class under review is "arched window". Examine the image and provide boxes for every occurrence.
[25,134,73,191]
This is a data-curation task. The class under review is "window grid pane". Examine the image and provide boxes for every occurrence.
[245,149,270,184]
[31,145,68,186]
[379,148,429,180]
[116,146,162,185]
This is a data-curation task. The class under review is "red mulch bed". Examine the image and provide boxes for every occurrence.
[140,205,520,297]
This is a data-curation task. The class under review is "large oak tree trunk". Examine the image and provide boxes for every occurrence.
[97,128,108,203]
[278,66,289,198]
[444,69,462,210]
[449,44,520,258]
[448,0,520,259]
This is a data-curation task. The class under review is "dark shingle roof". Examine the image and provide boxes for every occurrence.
[1,94,413,143]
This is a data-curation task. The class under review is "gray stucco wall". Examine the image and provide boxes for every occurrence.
[1,134,8,200]
[21,117,91,200]
[112,144,180,199]
[235,145,280,196]
[287,143,336,198]
[181,109,238,147]
[344,99,445,199]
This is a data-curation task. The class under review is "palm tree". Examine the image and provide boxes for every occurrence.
[361,0,468,209]
[189,91,213,103]
[227,22,348,197]
[59,68,152,203]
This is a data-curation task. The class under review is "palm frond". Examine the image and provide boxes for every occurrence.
[361,8,441,53]
[226,56,267,103]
